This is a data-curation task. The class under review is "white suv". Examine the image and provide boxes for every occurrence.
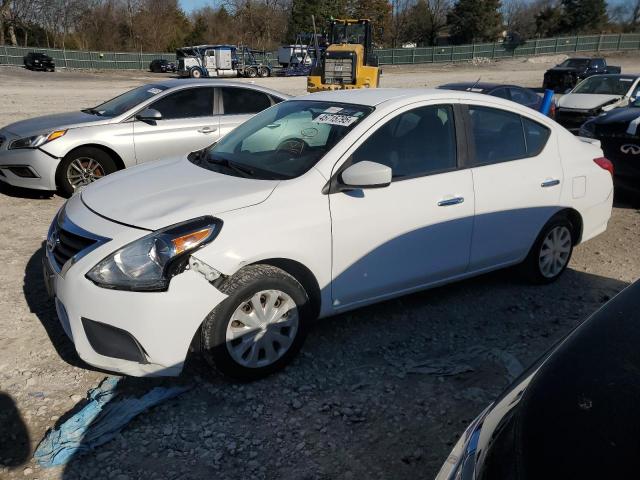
[43,89,614,379]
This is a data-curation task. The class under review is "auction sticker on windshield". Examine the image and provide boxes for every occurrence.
[314,113,359,127]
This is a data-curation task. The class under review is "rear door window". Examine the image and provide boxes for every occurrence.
[468,106,550,165]
[468,106,526,164]
[150,87,214,119]
[221,87,273,115]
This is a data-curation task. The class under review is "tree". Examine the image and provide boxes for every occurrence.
[535,3,564,37]
[352,0,392,45]
[287,0,348,41]
[560,0,608,33]
[402,0,450,45]
[447,0,503,44]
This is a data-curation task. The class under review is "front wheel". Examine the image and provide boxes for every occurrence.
[521,217,575,284]
[201,265,310,380]
[56,147,117,197]
[190,67,203,78]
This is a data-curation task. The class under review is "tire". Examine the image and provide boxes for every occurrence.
[201,265,311,380]
[245,67,258,78]
[520,216,575,284]
[56,147,117,197]
[258,66,270,78]
[190,67,203,78]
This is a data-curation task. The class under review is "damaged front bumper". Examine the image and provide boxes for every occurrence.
[44,196,228,377]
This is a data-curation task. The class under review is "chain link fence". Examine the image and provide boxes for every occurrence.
[1,33,639,70]
[375,33,640,65]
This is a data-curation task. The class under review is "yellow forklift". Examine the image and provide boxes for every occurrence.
[307,18,380,93]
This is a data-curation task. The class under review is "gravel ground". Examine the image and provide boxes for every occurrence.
[1,53,639,480]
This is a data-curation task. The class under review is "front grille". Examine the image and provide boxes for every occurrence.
[50,226,97,270]
[324,57,355,85]
[556,109,592,130]
[601,137,640,162]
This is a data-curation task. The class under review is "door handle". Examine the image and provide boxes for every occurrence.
[198,127,218,134]
[437,196,464,207]
[266,123,281,129]
[541,179,560,188]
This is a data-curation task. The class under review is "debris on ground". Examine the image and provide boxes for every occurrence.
[34,377,192,467]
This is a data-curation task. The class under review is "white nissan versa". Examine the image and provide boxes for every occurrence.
[43,89,614,379]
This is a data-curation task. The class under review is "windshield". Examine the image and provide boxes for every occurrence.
[559,59,590,68]
[573,76,632,95]
[330,23,366,44]
[88,84,169,117]
[194,100,373,180]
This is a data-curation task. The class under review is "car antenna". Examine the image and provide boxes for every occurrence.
[468,77,481,91]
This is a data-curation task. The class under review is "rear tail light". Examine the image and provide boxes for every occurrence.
[549,101,556,119]
[594,157,614,176]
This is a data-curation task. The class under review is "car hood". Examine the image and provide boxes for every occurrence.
[1,111,112,137]
[81,157,279,230]
[546,66,581,73]
[557,94,622,110]
[595,106,640,124]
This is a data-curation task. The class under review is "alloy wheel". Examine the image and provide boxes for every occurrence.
[66,157,105,189]
[225,289,299,368]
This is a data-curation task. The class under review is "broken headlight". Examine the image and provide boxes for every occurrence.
[86,216,222,291]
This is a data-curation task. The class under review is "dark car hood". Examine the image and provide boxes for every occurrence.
[546,66,582,74]
[473,280,640,479]
[594,106,640,125]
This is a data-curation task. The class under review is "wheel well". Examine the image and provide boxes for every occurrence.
[63,144,125,171]
[555,208,583,245]
[252,258,322,319]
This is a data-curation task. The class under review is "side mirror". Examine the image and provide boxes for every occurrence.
[565,88,572,94]
[136,108,162,123]
[340,161,392,189]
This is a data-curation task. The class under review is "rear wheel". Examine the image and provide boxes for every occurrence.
[245,67,258,78]
[201,265,310,380]
[258,66,270,77]
[56,147,117,197]
[521,216,574,284]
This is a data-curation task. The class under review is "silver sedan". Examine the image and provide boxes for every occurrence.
[0,80,289,196]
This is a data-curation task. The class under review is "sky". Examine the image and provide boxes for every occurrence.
[178,0,630,14]
[180,0,218,13]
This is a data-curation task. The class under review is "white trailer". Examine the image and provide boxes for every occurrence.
[176,45,271,78]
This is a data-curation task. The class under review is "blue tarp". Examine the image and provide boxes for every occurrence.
[35,377,192,467]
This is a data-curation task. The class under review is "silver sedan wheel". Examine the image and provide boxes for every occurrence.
[539,225,572,278]
[226,290,299,368]
[66,157,105,189]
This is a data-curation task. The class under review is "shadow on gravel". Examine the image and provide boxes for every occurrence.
[0,181,55,199]
[23,243,90,370]
[0,392,30,468]
[36,266,628,479]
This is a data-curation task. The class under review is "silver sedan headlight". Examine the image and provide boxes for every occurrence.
[9,130,66,149]
[86,216,222,291]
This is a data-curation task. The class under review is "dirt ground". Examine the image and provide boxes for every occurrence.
[1,53,639,480]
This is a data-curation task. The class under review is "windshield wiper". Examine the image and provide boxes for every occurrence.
[205,157,255,178]
[81,107,103,116]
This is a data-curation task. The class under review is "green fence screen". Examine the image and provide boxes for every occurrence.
[1,33,639,70]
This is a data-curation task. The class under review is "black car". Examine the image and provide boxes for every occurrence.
[149,58,176,73]
[436,279,640,480]
[438,82,550,115]
[543,57,621,93]
[581,103,640,196]
[23,52,55,72]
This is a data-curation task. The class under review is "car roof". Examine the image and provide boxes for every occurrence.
[157,79,292,99]
[302,88,527,108]
[439,82,525,92]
